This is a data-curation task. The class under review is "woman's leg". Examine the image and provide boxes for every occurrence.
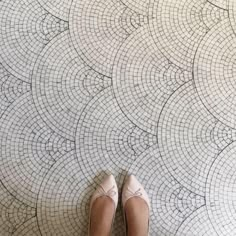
[125,197,149,236]
[90,196,115,236]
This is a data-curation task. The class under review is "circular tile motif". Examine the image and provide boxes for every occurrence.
[0,92,73,207]
[37,151,90,236]
[0,0,235,234]
[194,19,236,129]
[206,142,236,236]
[69,0,143,77]
[120,0,149,15]
[229,0,236,35]
[37,0,72,21]
[0,64,30,117]
[113,24,191,135]
[158,81,231,195]
[0,0,67,81]
[12,218,41,236]
[128,145,205,235]
[201,2,228,29]
[32,31,111,140]
[208,0,228,9]
[37,150,126,235]
[149,0,209,71]
[76,87,156,182]
[176,207,218,236]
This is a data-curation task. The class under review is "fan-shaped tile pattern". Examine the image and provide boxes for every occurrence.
[0,64,30,117]
[120,0,149,15]
[37,150,125,236]
[0,0,68,81]
[76,87,156,182]
[32,31,111,140]
[158,81,234,196]
[0,92,74,207]
[37,0,72,21]
[229,0,236,35]
[194,19,236,129]
[0,0,235,234]
[208,0,228,9]
[202,2,228,28]
[37,151,90,236]
[12,218,41,236]
[128,145,205,235]
[0,182,35,235]
[149,0,227,71]
[176,207,218,236]
[69,0,147,77]
[113,24,192,135]
[206,142,236,236]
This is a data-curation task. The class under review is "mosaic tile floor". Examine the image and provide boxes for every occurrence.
[0,0,236,235]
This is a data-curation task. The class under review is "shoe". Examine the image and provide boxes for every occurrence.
[122,175,150,236]
[88,174,118,236]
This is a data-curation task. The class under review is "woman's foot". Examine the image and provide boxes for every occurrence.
[122,175,150,236]
[89,175,118,236]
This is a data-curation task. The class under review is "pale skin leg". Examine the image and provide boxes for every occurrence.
[125,197,149,236]
[89,196,149,236]
[90,196,114,236]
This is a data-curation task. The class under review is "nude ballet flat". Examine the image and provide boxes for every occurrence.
[88,174,118,236]
[122,175,150,236]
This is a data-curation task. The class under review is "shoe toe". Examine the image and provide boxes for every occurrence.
[100,174,118,206]
[123,175,150,209]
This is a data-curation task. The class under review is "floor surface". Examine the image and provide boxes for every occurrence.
[0,0,236,235]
